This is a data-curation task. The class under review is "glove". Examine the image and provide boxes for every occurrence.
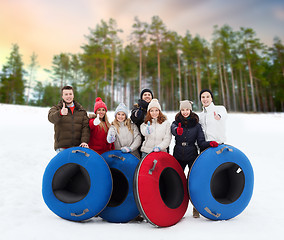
[210,141,218,148]
[153,147,161,152]
[121,146,131,153]
[93,115,100,126]
[177,123,183,135]
[107,132,116,143]
[138,99,148,110]
[146,121,153,134]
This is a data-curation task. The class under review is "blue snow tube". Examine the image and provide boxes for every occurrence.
[42,147,112,221]
[188,144,254,220]
[99,150,140,223]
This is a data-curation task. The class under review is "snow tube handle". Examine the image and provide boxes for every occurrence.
[216,146,233,155]
[70,208,89,217]
[204,207,221,218]
[148,159,158,175]
[108,154,125,161]
[71,149,90,157]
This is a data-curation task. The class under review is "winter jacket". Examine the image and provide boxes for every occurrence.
[198,102,227,144]
[140,118,172,154]
[107,122,142,159]
[89,118,114,155]
[130,99,149,131]
[171,113,210,164]
[48,100,90,150]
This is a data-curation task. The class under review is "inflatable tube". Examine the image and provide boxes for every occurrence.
[99,150,140,223]
[134,152,189,227]
[42,147,112,221]
[188,144,254,220]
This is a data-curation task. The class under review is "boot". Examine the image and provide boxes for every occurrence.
[193,207,200,218]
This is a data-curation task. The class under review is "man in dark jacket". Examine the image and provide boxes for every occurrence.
[130,89,153,157]
[130,88,153,130]
[48,86,90,153]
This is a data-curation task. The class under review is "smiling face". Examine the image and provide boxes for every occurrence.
[201,91,213,107]
[149,107,160,119]
[116,112,126,122]
[96,108,106,119]
[142,92,152,103]
[62,89,74,105]
[181,108,191,118]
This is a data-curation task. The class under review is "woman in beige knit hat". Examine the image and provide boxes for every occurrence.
[140,99,172,159]
[171,100,218,218]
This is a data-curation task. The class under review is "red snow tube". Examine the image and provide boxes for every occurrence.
[134,152,189,227]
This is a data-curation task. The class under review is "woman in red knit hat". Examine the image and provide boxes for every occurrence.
[88,97,114,154]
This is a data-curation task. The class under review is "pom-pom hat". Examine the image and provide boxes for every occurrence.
[94,97,107,113]
[115,103,128,116]
[180,100,193,110]
[147,98,161,111]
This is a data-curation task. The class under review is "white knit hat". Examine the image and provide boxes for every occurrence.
[115,103,128,116]
[147,98,161,111]
[180,100,193,110]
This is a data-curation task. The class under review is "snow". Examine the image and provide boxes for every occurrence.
[0,103,284,240]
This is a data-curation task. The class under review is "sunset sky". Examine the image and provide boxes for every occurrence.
[1,0,284,81]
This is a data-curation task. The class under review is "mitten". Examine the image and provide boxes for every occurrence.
[107,132,116,143]
[121,146,131,153]
[177,123,183,135]
[146,121,153,134]
[153,147,161,152]
[93,115,100,126]
[210,141,218,148]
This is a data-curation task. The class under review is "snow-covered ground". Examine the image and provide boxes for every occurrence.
[0,103,284,240]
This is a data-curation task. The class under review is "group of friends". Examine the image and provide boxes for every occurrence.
[48,86,227,219]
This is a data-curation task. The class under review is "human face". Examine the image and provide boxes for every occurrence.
[201,92,213,107]
[149,107,160,119]
[62,89,74,105]
[116,112,126,122]
[142,92,152,103]
[96,108,106,119]
[181,108,191,118]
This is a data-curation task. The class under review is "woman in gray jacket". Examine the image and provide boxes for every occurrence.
[107,103,141,159]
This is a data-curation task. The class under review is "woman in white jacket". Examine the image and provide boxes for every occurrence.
[107,103,142,159]
[140,99,172,159]
[198,89,227,144]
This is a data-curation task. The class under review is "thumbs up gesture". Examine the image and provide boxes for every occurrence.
[177,122,183,135]
[146,121,153,135]
[61,102,68,115]
[214,112,221,120]
[93,114,100,126]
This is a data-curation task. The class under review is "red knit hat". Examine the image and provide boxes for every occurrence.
[94,97,107,113]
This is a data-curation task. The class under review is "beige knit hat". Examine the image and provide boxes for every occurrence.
[180,100,193,110]
[147,98,161,111]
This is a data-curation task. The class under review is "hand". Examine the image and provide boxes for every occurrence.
[153,147,161,152]
[214,112,221,120]
[107,132,116,143]
[121,146,131,153]
[210,141,218,148]
[177,123,183,135]
[79,142,89,148]
[93,115,100,126]
[138,99,148,110]
[61,102,68,115]
[146,121,153,134]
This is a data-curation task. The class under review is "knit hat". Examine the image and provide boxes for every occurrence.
[180,100,193,110]
[94,97,107,113]
[140,88,154,99]
[147,98,161,111]
[115,103,128,116]
[199,89,214,101]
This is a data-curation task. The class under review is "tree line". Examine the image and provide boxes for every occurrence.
[1,16,283,112]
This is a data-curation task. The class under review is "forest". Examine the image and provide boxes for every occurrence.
[0,16,283,112]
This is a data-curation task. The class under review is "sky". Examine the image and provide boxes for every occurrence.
[0,0,284,82]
